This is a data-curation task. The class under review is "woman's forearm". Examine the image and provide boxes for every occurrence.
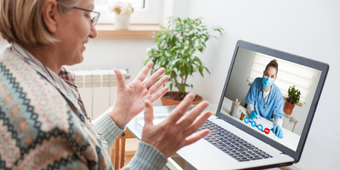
[93,108,125,146]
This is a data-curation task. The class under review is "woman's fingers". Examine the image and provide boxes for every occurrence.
[182,111,211,137]
[148,75,168,94]
[143,67,165,89]
[135,61,153,82]
[166,93,196,124]
[184,129,211,146]
[143,100,154,126]
[113,69,126,92]
[140,95,212,158]
[150,86,169,103]
[176,101,209,129]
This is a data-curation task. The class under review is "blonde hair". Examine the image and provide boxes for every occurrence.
[0,0,78,46]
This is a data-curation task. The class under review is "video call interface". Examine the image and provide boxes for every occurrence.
[219,47,322,151]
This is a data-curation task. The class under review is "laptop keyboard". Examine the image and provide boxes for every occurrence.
[197,120,273,162]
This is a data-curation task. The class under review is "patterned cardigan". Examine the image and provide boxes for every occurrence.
[0,46,167,169]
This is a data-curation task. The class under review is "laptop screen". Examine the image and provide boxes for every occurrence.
[216,40,328,161]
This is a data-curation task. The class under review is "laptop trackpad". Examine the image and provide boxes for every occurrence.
[177,138,240,169]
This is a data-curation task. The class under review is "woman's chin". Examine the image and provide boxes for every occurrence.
[76,55,85,64]
[67,55,84,66]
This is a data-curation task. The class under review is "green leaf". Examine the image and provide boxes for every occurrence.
[169,83,173,92]
[214,28,223,34]
[193,57,202,65]
[181,86,185,93]
[198,46,203,53]
[161,48,165,55]
[201,41,206,48]
[198,40,206,48]
[198,66,204,76]
[203,34,209,41]
[170,59,181,66]
[183,43,190,47]
[165,51,172,57]
[181,49,185,56]
[165,67,171,75]
[204,67,211,75]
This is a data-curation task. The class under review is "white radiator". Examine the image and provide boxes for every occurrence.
[71,69,130,120]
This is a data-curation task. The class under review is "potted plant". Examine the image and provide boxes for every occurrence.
[284,85,301,115]
[144,17,223,105]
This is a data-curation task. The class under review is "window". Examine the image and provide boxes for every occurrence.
[247,53,318,103]
[94,0,162,24]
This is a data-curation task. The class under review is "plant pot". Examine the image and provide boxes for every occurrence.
[114,14,130,29]
[160,91,203,106]
[284,101,295,115]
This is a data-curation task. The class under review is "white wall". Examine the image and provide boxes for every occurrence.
[64,38,153,79]
[185,0,340,169]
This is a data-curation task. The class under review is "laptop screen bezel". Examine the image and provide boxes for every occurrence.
[215,40,329,162]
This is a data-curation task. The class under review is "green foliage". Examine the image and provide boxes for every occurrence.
[287,86,301,104]
[144,17,223,94]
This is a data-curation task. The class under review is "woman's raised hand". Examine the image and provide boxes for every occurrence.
[109,61,169,129]
[141,93,211,157]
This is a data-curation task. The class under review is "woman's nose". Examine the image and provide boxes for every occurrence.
[89,25,98,38]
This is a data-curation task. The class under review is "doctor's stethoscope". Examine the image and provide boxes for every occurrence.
[255,86,272,108]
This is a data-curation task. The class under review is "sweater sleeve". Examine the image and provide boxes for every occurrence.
[92,108,125,146]
[122,141,168,170]
[92,109,168,170]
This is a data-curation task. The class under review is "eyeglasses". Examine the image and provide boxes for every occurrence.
[72,6,100,26]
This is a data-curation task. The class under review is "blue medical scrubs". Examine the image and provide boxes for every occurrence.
[245,77,283,121]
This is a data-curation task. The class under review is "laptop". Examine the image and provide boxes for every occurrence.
[174,40,329,169]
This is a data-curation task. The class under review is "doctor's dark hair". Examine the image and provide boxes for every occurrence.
[265,59,279,75]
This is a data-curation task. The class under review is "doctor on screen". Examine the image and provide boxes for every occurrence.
[245,59,284,138]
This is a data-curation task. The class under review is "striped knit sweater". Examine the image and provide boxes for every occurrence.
[0,45,167,170]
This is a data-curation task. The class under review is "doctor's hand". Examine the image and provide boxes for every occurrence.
[141,94,212,157]
[272,125,283,139]
[109,61,169,129]
[249,110,259,120]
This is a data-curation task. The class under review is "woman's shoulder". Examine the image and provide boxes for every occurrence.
[254,77,262,82]
[253,77,262,86]
[0,47,71,123]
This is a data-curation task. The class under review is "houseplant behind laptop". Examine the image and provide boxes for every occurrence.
[144,17,223,105]
[284,85,301,115]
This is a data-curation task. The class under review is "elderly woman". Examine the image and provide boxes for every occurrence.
[0,0,211,169]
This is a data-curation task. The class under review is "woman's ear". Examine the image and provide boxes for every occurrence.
[42,0,59,33]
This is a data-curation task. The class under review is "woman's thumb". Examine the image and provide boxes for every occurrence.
[113,68,125,91]
[144,100,154,125]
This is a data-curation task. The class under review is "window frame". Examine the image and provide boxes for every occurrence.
[94,0,162,24]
